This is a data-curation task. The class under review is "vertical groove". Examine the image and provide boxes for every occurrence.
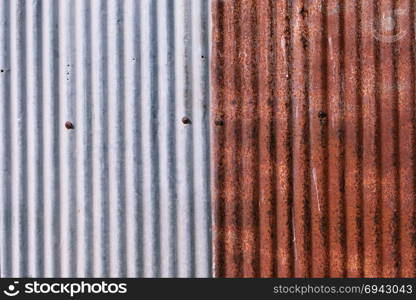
[344,0,364,277]
[212,0,226,278]
[275,0,293,278]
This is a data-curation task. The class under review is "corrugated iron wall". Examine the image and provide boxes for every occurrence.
[212,0,416,277]
[0,0,211,277]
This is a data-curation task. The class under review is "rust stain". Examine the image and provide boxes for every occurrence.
[212,0,416,278]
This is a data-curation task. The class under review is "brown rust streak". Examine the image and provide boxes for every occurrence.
[211,0,226,278]
[308,0,329,277]
[360,0,382,277]
[291,0,311,277]
[379,0,400,278]
[222,0,243,277]
[240,0,259,277]
[275,0,293,278]
[257,0,275,278]
[327,0,346,277]
[343,0,363,278]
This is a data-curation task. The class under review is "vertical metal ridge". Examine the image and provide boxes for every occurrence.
[140,0,159,277]
[26,0,43,278]
[124,0,141,278]
[240,0,259,278]
[10,0,28,277]
[191,0,211,278]
[42,0,60,278]
[90,0,109,278]
[327,0,346,277]
[212,0,416,278]
[1,0,211,278]
[75,0,93,277]
[343,0,363,278]
[290,0,311,277]
[174,0,194,277]
[307,0,328,277]
[157,0,175,278]
[257,0,275,278]
[107,0,126,278]
[360,0,381,278]
[222,0,243,277]
[379,0,400,278]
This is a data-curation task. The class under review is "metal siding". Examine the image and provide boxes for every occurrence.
[212,0,416,277]
[0,0,211,278]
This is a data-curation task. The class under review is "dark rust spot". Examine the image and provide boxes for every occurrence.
[300,6,308,18]
[65,121,74,129]
[181,116,192,125]
[318,111,327,119]
[215,119,224,126]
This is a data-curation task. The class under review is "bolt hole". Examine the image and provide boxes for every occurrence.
[181,116,192,125]
[0,69,4,73]
[318,111,327,119]
[214,119,224,126]
[65,121,74,129]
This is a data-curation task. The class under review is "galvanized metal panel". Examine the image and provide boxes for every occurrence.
[0,0,211,278]
[212,0,416,277]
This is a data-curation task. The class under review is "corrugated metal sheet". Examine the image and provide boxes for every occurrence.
[0,0,211,277]
[212,0,416,277]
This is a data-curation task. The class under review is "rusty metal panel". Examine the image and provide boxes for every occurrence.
[212,0,416,277]
[0,0,211,278]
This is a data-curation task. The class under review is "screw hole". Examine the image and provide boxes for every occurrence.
[181,117,192,125]
[65,121,74,129]
[214,119,224,126]
[318,111,327,119]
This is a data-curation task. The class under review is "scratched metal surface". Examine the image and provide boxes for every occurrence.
[0,0,211,277]
[212,0,416,277]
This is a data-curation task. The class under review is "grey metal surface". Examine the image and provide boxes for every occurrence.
[0,0,211,278]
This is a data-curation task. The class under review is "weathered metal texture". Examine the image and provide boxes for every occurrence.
[0,0,211,277]
[212,0,416,277]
